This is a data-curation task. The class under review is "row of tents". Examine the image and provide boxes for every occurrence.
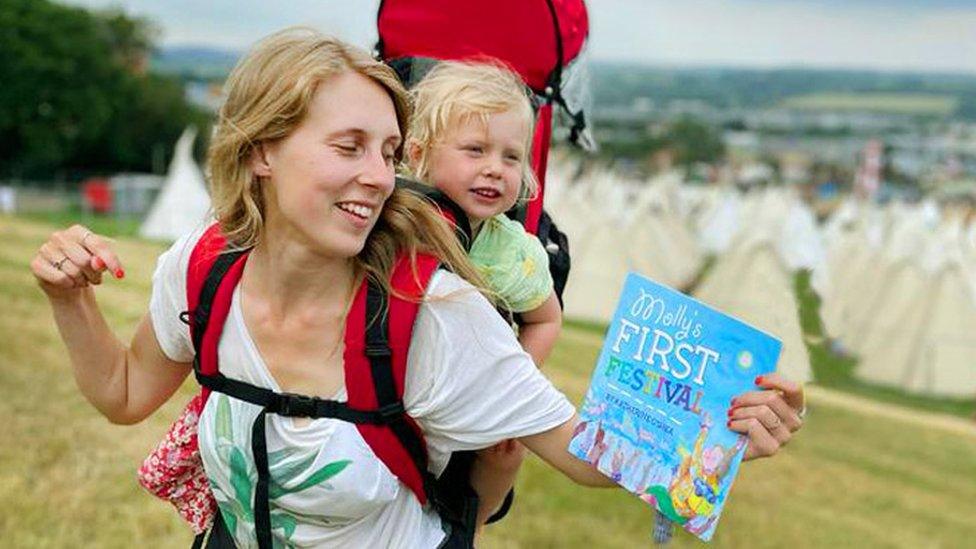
[546,161,976,398]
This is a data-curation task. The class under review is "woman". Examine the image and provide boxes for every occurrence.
[30,29,804,548]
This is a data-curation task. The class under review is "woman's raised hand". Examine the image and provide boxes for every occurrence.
[727,373,805,461]
[30,225,125,299]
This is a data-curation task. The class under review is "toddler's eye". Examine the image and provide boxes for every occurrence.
[464,145,484,154]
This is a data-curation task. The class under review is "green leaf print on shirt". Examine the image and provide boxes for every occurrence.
[216,392,233,440]
[209,394,354,547]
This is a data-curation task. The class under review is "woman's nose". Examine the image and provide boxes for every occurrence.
[360,150,395,191]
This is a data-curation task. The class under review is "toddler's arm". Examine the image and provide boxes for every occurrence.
[471,440,527,528]
[517,291,561,367]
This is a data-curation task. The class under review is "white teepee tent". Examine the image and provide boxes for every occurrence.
[854,213,976,397]
[140,127,212,241]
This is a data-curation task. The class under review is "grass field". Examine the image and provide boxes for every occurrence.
[2,214,975,548]
[780,93,958,116]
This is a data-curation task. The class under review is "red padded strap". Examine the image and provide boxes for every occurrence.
[186,224,249,401]
[526,103,553,235]
[345,254,441,504]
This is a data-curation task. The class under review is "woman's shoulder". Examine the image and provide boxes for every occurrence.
[421,269,491,311]
[149,221,214,363]
[412,269,513,354]
[156,222,215,273]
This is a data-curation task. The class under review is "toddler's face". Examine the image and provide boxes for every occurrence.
[424,109,528,228]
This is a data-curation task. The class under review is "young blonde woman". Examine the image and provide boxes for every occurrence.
[30,28,804,548]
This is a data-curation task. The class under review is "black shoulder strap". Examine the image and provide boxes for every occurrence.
[188,249,248,362]
[396,176,473,251]
[365,277,479,543]
[364,278,437,488]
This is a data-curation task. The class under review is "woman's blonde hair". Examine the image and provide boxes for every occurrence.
[207,27,486,298]
[406,59,538,202]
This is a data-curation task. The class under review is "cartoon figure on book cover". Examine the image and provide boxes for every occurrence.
[644,412,747,534]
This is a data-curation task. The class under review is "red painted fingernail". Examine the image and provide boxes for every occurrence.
[730,398,737,406]
[755,375,765,385]
[726,420,732,428]
[727,409,734,417]
[114,269,125,279]
[92,257,104,270]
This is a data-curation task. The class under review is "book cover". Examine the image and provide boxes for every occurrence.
[567,272,782,542]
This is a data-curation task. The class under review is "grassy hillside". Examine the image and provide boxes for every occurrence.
[2,215,974,548]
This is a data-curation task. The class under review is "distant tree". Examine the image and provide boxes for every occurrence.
[0,0,119,176]
[665,116,725,168]
[95,8,160,73]
[0,0,206,179]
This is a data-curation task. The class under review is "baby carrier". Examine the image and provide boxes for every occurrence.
[376,0,592,304]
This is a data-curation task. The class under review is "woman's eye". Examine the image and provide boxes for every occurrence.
[335,143,360,154]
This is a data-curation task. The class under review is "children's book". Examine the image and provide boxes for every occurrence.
[567,272,782,542]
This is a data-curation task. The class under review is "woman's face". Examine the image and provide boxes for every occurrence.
[256,71,401,258]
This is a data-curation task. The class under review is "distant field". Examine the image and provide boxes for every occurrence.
[781,93,958,115]
[3,215,974,548]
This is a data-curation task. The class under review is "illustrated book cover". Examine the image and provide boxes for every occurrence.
[567,272,782,541]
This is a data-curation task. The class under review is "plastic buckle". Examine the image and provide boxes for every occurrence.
[277,393,318,417]
[377,402,405,422]
[364,344,392,358]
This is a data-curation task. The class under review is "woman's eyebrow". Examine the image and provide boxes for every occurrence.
[327,129,401,145]
[325,128,366,140]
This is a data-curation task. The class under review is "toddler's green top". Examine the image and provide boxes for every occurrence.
[468,214,553,313]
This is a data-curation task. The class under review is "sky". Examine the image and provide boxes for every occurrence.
[61,0,976,73]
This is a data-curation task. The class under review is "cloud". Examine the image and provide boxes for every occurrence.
[62,0,382,49]
[589,0,976,72]
[62,0,976,73]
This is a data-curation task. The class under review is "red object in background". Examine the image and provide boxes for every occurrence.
[82,178,113,214]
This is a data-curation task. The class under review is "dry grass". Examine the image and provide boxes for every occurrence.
[2,215,974,548]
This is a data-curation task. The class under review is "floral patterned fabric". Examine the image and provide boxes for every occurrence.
[137,394,216,534]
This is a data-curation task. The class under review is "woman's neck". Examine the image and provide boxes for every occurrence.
[244,229,358,320]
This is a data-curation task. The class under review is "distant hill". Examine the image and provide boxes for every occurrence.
[151,46,242,80]
[590,63,976,120]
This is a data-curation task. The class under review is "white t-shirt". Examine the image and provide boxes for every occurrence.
[149,228,575,548]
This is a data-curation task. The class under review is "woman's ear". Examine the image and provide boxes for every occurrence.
[248,142,273,178]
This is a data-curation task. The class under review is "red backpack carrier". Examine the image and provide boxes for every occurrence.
[141,224,476,549]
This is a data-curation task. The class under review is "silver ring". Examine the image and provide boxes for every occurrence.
[766,416,782,429]
[52,256,69,270]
